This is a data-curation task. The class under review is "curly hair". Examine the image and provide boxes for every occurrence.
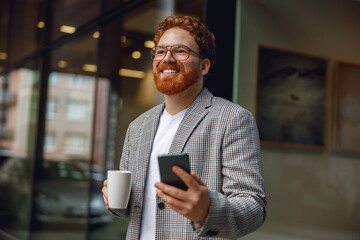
[153,16,216,79]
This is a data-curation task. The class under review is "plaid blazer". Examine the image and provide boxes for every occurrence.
[112,88,266,239]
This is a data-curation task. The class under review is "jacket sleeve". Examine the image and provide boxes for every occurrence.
[194,109,266,238]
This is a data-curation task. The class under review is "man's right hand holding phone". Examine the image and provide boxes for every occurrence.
[155,165,210,222]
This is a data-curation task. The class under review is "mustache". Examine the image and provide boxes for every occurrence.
[157,63,181,71]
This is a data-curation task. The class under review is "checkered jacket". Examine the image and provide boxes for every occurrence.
[112,88,266,239]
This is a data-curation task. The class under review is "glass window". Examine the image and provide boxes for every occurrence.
[0,118,8,137]
[7,0,45,64]
[67,74,92,86]
[0,60,39,240]
[46,99,57,118]
[0,0,10,68]
[0,89,10,104]
[50,0,100,41]
[63,133,86,154]
[49,72,59,85]
[35,28,99,239]
[44,132,56,152]
[66,100,88,121]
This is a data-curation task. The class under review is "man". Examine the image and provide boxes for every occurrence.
[102,15,266,239]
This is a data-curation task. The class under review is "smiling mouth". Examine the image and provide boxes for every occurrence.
[161,69,179,74]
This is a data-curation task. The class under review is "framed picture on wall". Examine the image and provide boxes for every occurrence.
[255,45,330,149]
[333,61,360,154]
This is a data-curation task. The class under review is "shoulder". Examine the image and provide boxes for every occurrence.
[210,96,254,120]
[197,88,253,118]
[128,103,163,129]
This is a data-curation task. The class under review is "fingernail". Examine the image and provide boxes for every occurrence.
[172,165,180,172]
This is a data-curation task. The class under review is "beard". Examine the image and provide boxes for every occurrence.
[153,63,200,95]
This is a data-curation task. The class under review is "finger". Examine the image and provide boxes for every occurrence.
[172,166,199,190]
[102,180,109,208]
[102,182,108,196]
[102,180,108,199]
[102,186,108,197]
[103,194,109,208]
[156,188,189,211]
[190,172,206,186]
[155,182,187,200]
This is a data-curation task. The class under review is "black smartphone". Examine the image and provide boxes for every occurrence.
[158,153,190,190]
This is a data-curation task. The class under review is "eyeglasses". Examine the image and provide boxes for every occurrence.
[151,45,203,61]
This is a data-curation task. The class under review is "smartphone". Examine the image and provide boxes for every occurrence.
[158,153,190,190]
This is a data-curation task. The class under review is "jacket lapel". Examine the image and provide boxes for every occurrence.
[168,88,213,154]
[136,103,165,193]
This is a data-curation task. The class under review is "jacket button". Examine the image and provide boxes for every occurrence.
[157,202,165,209]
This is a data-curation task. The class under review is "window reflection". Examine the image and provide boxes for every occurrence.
[0,69,38,157]
[32,30,106,239]
[0,66,39,240]
[66,100,88,121]
[44,71,95,160]
[44,132,56,152]
[7,0,45,64]
[50,0,100,41]
[63,133,87,154]
[46,99,57,118]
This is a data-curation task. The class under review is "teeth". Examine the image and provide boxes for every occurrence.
[163,69,177,74]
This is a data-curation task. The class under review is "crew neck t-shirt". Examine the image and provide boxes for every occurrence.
[139,108,188,240]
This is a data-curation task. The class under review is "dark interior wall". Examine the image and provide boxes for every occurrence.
[203,0,236,101]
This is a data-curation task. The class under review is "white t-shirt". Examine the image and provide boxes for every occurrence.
[139,108,187,240]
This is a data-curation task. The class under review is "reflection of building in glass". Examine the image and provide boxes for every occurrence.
[0,70,108,162]
[44,72,100,161]
[0,69,36,157]
[0,69,109,164]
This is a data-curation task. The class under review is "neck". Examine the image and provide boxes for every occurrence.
[164,82,203,115]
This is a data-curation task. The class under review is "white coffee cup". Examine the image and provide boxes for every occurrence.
[107,170,132,209]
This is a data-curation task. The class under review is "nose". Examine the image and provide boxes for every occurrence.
[162,48,176,62]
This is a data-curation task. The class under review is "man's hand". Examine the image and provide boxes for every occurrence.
[102,180,109,208]
[155,166,210,222]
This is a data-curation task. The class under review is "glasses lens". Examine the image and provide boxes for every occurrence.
[172,46,190,60]
[151,46,166,60]
[151,45,191,60]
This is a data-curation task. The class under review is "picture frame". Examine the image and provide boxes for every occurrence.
[255,45,330,149]
[333,61,360,154]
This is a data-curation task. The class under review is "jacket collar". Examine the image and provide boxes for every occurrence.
[168,88,213,153]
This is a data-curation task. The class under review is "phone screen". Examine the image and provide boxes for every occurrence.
[158,153,190,190]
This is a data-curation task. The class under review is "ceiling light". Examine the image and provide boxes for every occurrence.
[144,41,155,48]
[60,25,76,34]
[93,31,100,39]
[58,60,67,68]
[0,52,8,60]
[132,51,141,59]
[37,21,45,29]
[82,64,97,72]
[118,68,145,79]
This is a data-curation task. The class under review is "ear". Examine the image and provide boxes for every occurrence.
[200,58,211,77]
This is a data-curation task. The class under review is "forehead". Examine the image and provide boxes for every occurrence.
[158,27,198,49]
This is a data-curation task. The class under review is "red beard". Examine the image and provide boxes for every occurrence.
[153,63,200,95]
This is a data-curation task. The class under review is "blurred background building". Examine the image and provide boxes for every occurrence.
[0,0,359,239]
